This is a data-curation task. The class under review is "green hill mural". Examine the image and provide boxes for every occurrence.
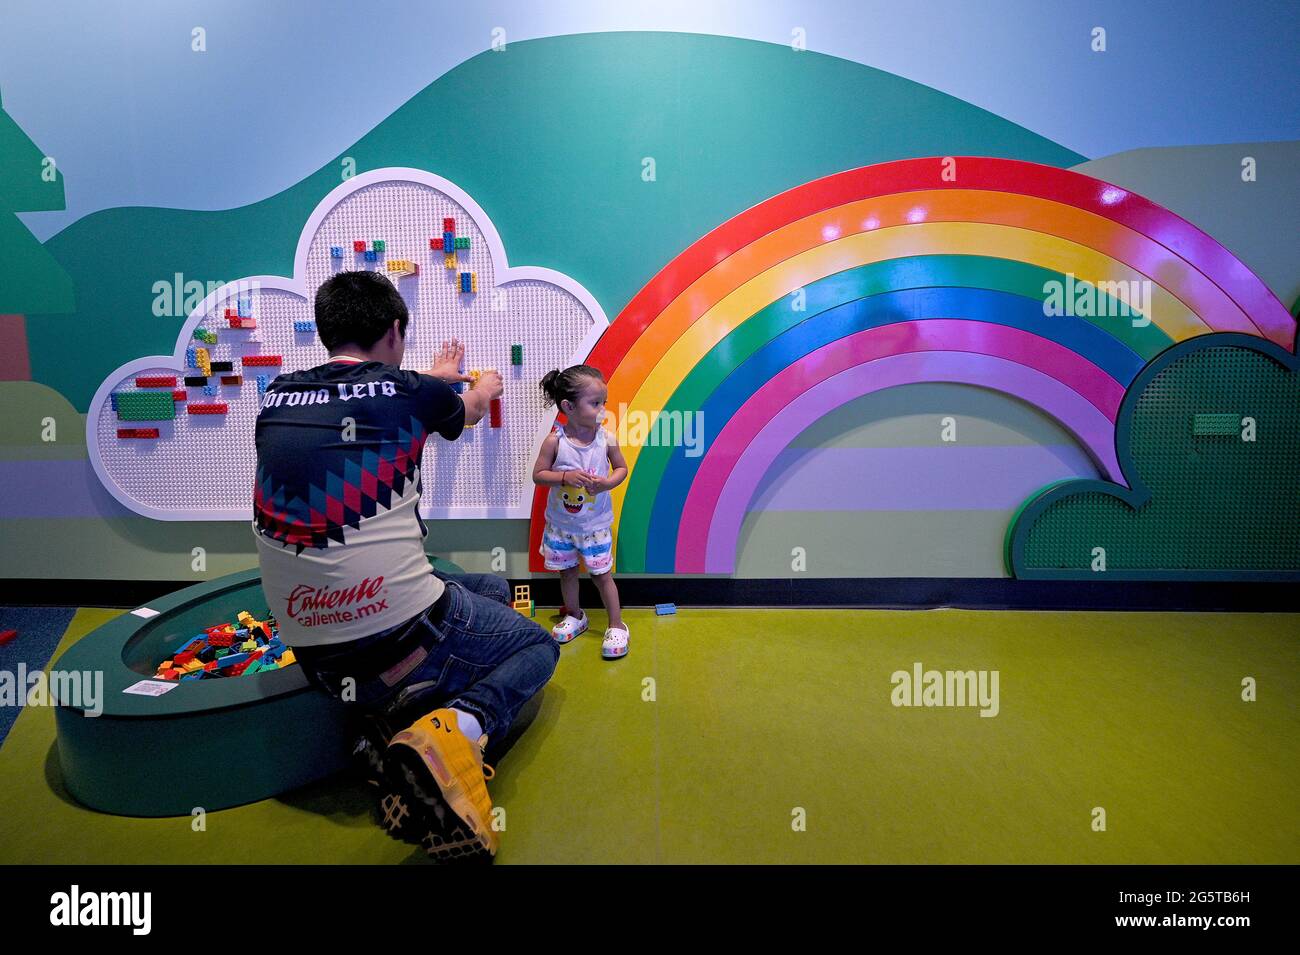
[18,32,1085,410]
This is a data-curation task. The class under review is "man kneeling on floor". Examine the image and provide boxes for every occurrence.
[251,270,559,863]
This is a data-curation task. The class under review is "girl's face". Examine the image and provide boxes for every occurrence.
[564,377,607,428]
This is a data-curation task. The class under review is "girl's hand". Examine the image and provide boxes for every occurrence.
[426,339,473,383]
[562,469,594,490]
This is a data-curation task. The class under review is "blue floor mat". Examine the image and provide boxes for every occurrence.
[0,607,78,749]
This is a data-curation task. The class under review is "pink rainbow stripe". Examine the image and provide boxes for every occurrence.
[676,322,1127,573]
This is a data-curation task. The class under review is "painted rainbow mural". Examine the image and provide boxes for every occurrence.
[528,157,1297,574]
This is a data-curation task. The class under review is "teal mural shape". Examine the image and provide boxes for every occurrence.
[1006,332,1300,580]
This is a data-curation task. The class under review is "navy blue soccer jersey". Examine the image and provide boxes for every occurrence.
[252,357,465,646]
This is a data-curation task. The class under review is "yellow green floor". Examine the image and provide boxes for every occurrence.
[1,607,1296,864]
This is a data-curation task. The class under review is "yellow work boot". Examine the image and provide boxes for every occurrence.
[386,709,498,863]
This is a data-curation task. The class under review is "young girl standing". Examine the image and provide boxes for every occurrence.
[532,365,630,659]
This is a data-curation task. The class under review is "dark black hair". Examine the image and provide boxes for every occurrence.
[540,364,604,408]
[314,271,409,351]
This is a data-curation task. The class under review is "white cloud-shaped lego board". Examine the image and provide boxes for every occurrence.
[87,168,608,520]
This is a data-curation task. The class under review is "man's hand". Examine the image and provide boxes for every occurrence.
[461,368,503,427]
[424,339,473,384]
[472,368,504,400]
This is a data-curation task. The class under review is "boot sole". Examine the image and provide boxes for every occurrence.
[383,743,495,864]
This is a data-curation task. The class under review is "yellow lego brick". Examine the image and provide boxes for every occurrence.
[279,649,296,666]
[444,253,457,269]
[514,585,531,602]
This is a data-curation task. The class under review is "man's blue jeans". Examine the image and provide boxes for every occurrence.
[299,570,558,742]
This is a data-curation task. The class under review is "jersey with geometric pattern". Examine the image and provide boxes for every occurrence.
[251,358,465,646]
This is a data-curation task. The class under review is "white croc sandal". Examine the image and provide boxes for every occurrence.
[552,611,588,644]
[602,626,630,660]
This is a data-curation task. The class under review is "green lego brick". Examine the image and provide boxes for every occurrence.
[116,391,176,421]
[454,236,470,250]
[373,240,385,252]
[511,344,523,365]
[1192,413,1239,435]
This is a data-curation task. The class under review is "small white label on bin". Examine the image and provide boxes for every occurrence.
[130,607,161,619]
[123,680,177,697]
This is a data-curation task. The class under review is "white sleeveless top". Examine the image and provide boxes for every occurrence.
[543,424,614,533]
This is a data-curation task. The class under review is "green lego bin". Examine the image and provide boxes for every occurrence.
[52,560,463,817]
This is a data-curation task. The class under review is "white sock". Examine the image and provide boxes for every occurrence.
[453,708,483,742]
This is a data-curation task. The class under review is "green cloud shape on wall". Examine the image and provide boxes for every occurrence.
[1006,332,1300,580]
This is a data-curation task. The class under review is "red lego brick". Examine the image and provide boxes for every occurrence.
[116,428,161,439]
[353,240,366,252]
[0,629,17,646]
[241,355,282,366]
[225,308,238,319]
[187,403,228,415]
[489,397,502,428]
[172,389,187,401]
[443,217,455,233]
[134,375,177,388]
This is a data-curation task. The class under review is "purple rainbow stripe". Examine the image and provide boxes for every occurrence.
[677,326,1125,573]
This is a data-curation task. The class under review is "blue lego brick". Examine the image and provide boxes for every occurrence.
[655,603,677,615]
[293,321,315,333]
[364,249,378,262]
[186,347,197,367]
[110,393,119,411]
[173,634,206,655]
[460,272,472,293]
[203,385,215,396]
[330,246,343,259]
[443,232,455,252]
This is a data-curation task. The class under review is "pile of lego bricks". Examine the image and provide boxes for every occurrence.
[154,610,296,681]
